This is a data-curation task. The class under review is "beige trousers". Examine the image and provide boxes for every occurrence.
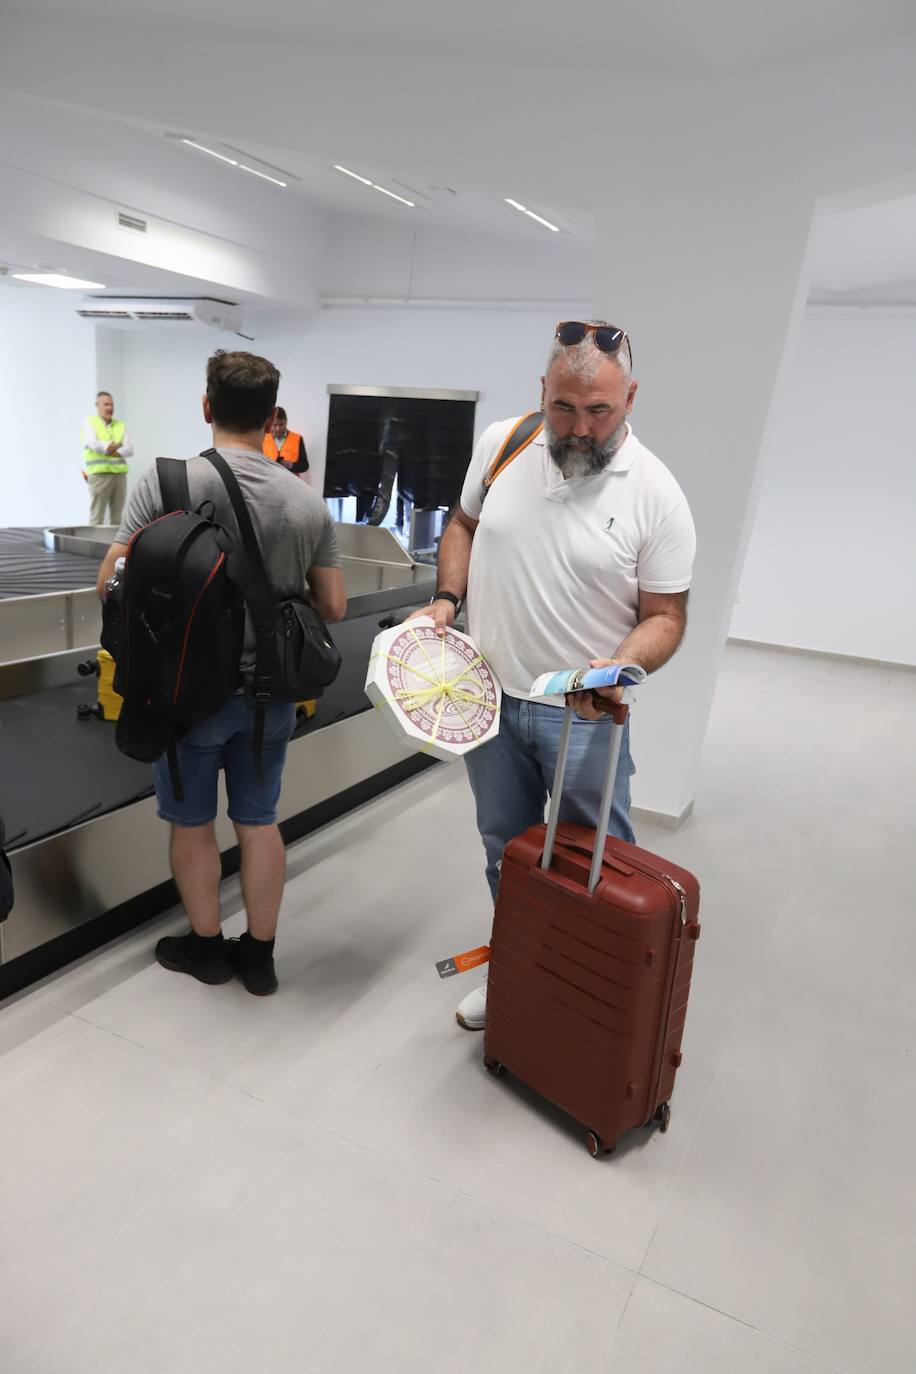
[88,472,127,526]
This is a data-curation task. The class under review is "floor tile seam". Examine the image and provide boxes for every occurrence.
[630,1274,854,1374]
[635,902,800,1239]
[27,923,191,1012]
[305,984,459,1113]
[598,1280,641,1374]
[633,1048,727,1274]
[0,987,75,1025]
[64,1008,317,1129]
[0,1015,76,1072]
[229,992,458,1131]
[314,1121,644,1277]
[0,983,67,1013]
[84,1129,319,1369]
[58,965,457,1129]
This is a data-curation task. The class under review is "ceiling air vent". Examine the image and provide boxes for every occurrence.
[76,297,241,331]
[117,211,148,234]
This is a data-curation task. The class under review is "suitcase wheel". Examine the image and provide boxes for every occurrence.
[585,1130,615,1160]
[484,1058,505,1078]
[654,1102,672,1133]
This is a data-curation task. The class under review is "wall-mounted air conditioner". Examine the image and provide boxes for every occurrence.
[76,297,241,331]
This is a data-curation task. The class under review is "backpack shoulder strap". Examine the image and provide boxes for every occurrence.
[483,411,544,490]
[156,456,191,513]
[201,448,280,780]
[203,448,278,630]
[200,449,270,587]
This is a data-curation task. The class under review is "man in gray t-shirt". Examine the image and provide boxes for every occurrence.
[117,447,340,678]
[97,350,346,996]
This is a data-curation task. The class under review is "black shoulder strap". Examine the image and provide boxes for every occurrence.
[200,450,273,621]
[156,456,191,513]
[201,449,279,778]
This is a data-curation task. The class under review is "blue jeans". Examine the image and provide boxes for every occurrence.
[464,696,636,903]
[153,696,296,828]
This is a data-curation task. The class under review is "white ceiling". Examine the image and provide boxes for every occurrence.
[2,3,916,306]
[150,127,585,240]
[5,0,916,77]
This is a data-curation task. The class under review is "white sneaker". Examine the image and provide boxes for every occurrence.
[456,975,487,1031]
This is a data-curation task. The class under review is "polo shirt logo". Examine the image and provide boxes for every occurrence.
[605,517,615,531]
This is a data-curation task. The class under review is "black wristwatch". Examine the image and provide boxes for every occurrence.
[431,590,463,614]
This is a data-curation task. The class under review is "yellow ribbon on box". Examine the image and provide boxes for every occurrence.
[378,627,493,748]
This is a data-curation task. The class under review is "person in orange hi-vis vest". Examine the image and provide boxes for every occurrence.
[262,406,309,476]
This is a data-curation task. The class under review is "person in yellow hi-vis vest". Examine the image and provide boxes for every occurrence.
[81,391,135,525]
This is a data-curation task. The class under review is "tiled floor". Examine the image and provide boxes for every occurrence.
[1,646,913,1373]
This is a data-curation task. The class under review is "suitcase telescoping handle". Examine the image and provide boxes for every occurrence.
[541,699,629,895]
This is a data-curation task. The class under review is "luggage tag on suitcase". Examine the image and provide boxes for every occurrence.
[435,944,490,979]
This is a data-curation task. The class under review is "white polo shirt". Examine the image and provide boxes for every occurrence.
[460,417,696,702]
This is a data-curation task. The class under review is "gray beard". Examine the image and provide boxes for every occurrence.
[545,418,628,478]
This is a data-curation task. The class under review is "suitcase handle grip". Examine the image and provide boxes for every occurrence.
[531,859,601,900]
[554,833,637,878]
[541,699,630,895]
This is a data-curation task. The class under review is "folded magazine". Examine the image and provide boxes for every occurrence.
[529,663,647,700]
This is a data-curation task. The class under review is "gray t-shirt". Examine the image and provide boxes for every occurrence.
[117,447,341,674]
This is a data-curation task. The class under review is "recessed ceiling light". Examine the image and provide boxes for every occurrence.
[333,165,415,208]
[505,198,560,232]
[181,139,238,166]
[239,164,287,188]
[175,137,287,190]
[334,164,373,186]
[13,273,106,290]
[372,185,415,208]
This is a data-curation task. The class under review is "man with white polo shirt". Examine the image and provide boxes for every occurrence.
[411,321,696,1030]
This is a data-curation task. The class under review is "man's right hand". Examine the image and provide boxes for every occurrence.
[403,598,456,638]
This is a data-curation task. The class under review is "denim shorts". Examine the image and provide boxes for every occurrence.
[153,695,297,828]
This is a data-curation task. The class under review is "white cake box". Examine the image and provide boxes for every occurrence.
[365,616,501,761]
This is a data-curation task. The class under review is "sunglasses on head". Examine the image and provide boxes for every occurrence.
[555,321,630,362]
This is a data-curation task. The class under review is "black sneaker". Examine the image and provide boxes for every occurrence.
[155,930,233,985]
[228,933,279,996]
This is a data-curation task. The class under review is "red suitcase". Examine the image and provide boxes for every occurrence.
[483,700,701,1157]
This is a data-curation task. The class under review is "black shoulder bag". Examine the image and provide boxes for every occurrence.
[203,451,342,766]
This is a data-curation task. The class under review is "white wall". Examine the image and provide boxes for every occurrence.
[731,310,916,665]
[117,306,573,495]
[0,293,98,526]
[95,327,125,421]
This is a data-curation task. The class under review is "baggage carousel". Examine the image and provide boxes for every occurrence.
[0,525,439,998]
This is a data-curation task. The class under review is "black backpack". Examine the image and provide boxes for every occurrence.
[103,450,341,798]
[102,454,245,796]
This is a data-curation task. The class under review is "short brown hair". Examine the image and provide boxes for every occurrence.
[206,350,280,431]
